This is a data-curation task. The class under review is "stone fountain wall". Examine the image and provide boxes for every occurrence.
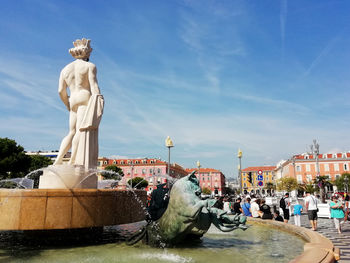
[0,189,146,230]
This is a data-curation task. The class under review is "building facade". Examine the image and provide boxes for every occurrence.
[185,168,226,196]
[98,157,188,193]
[241,166,276,195]
[275,152,350,184]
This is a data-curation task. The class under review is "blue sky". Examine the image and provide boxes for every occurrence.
[1,0,350,178]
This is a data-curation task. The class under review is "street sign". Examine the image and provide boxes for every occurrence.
[257,175,263,181]
[258,170,263,175]
[258,181,263,187]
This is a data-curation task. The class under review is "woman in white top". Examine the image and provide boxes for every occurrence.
[250,198,260,218]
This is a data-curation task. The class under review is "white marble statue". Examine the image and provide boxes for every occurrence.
[54,38,104,170]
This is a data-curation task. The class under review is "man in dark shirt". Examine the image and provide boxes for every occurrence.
[233,197,243,214]
[274,211,284,222]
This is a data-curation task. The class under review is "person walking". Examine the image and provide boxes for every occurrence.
[280,193,291,223]
[293,201,303,227]
[344,194,349,222]
[330,196,345,234]
[305,191,318,231]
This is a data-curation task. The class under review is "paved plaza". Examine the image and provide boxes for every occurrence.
[288,214,350,263]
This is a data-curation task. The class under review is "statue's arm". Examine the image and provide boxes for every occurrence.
[58,71,70,111]
[89,64,100,95]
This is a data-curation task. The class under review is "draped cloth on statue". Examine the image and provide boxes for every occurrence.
[75,94,104,169]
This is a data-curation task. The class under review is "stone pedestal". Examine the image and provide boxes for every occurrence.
[39,165,97,189]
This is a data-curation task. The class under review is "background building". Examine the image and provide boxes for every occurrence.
[98,157,187,193]
[185,168,226,196]
[275,152,350,184]
[241,166,276,195]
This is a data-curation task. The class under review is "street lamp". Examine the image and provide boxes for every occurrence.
[237,149,243,193]
[197,160,201,177]
[165,136,174,178]
[344,176,349,193]
[310,139,320,176]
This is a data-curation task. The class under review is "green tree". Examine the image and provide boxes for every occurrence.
[314,175,332,203]
[202,187,211,195]
[127,177,148,189]
[276,177,298,192]
[0,137,31,180]
[103,165,124,180]
[334,173,350,191]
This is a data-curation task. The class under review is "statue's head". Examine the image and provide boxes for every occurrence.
[69,38,92,60]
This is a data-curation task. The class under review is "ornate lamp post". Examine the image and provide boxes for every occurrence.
[197,160,201,177]
[237,149,243,193]
[165,136,174,177]
[344,176,349,193]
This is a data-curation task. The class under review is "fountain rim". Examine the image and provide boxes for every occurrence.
[247,217,340,263]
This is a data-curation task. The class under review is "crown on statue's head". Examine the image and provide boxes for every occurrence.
[69,38,93,60]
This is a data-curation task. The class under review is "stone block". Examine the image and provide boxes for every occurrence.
[71,195,97,228]
[19,196,47,230]
[45,197,73,229]
[0,195,21,230]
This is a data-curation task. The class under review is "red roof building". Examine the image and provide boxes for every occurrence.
[98,157,187,193]
[185,168,226,196]
[276,152,350,184]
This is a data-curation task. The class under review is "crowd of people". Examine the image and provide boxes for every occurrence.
[217,191,349,234]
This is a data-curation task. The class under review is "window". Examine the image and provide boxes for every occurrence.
[296,165,301,172]
[150,160,154,164]
[306,174,312,182]
[157,168,161,174]
[324,163,329,171]
[333,153,337,158]
[150,178,153,183]
[121,161,124,165]
[142,169,146,174]
[243,183,246,188]
[335,174,341,179]
[325,174,331,180]
[104,161,107,165]
[113,160,116,164]
[305,155,309,159]
[297,174,302,183]
[149,168,153,174]
[334,163,339,171]
[306,164,310,172]
[344,163,348,171]
[135,160,139,164]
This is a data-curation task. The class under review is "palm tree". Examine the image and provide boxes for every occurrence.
[314,175,331,203]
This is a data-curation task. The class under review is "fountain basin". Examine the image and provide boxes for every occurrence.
[0,189,146,230]
[247,218,340,263]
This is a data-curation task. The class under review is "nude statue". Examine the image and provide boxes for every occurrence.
[54,38,103,167]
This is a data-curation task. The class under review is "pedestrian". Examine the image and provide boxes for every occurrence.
[242,197,252,217]
[344,194,349,222]
[305,191,318,231]
[233,197,243,215]
[259,199,273,220]
[223,197,233,214]
[330,196,345,234]
[293,201,303,227]
[274,210,284,222]
[250,198,260,218]
[280,193,291,223]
